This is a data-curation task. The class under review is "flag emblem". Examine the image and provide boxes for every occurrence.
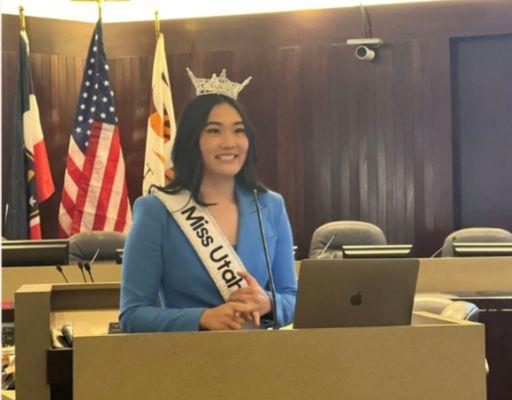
[143,33,176,194]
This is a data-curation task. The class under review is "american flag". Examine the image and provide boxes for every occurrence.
[58,20,131,237]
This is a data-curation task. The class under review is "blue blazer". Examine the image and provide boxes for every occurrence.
[119,185,297,332]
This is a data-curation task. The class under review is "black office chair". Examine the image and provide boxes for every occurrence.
[309,221,387,259]
[69,231,126,263]
[441,227,512,257]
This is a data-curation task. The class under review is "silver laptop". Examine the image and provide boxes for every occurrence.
[294,259,419,328]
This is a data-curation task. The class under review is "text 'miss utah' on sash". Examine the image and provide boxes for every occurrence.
[153,189,248,300]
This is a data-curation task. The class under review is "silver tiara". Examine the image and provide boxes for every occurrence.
[186,68,252,100]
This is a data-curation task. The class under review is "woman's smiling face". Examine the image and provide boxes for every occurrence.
[199,102,249,179]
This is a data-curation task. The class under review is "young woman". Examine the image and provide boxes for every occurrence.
[120,89,297,332]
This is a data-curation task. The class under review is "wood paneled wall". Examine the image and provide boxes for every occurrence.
[2,0,512,257]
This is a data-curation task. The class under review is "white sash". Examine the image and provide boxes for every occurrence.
[153,189,248,301]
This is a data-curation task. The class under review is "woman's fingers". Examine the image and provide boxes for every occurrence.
[232,311,246,325]
[226,320,243,330]
[230,301,257,313]
[200,301,260,331]
[230,271,272,315]
[238,271,256,285]
[233,285,256,294]
[252,311,260,327]
[230,302,260,328]
[228,292,256,304]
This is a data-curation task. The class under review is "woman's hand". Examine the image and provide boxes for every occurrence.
[227,271,272,327]
[199,301,257,331]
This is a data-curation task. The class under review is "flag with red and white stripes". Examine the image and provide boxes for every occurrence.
[58,20,131,238]
[5,30,55,240]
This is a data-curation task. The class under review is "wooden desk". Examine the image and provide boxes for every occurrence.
[2,263,121,303]
[295,257,512,290]
[447,292,512,400]
[418,257,512,400]
[417,257,512,292]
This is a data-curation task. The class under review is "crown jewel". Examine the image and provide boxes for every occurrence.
[186,68,252,100]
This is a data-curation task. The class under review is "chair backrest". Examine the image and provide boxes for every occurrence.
[69,231,126,263]
[309,221,387,259]
[413,293,453,314]
[413,293,480,322]
[441,227,512,257]
[440,301,480,322]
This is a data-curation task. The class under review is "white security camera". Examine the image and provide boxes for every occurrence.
[346,38,383,61]
[355,46,375,61]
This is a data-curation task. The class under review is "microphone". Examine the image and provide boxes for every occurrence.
[317,233,337,258]
[55,264,69,283]
[252,189,278,330]
[4,204,9,226]
[430,236,456,258]
[83,262,95,282]
[77,261,88,282]
[83,248,100,283]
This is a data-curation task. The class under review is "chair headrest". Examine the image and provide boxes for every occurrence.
[309,221,386,258]
[69,231,126,263]
[441,227,512,257]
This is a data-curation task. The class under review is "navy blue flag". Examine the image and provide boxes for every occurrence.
[5,31,55,240]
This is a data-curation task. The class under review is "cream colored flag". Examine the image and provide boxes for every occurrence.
[143,33,176,195]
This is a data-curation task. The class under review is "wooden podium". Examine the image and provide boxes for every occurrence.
[15,283,487,400]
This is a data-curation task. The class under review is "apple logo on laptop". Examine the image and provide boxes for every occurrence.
[350,291,363,306]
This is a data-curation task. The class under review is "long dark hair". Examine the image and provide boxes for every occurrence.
[155,94,266,205]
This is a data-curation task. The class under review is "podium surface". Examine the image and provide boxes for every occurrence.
[74,318,485,400]
[14,283,486,400]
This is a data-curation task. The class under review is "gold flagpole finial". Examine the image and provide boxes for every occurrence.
[97,0,102,20]
[18,5,26,32]
[154,10,160,38]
